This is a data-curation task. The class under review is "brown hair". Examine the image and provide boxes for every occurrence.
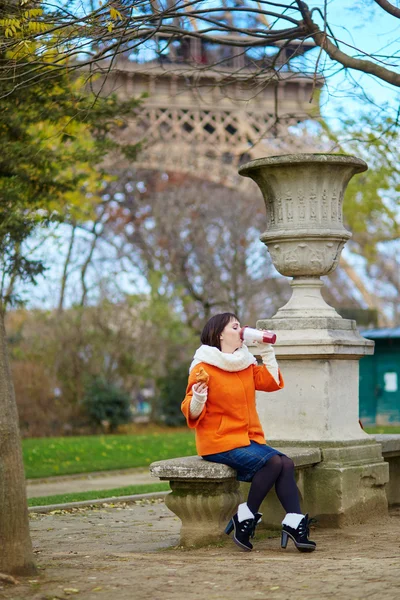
[200,312,239,350]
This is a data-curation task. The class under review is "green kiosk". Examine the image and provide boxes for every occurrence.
[359,327,400,426]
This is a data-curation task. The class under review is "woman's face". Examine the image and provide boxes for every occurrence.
[220,318,242,353]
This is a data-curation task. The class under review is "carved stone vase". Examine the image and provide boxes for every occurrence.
[239,154,367,319]
[238,152,375,441]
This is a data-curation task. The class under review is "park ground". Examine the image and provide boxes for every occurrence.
[1,500,400,600]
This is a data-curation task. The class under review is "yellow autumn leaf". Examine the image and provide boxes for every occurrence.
[110,7,122,20]
[23,9,43,18]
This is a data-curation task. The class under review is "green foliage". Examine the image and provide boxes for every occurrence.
[22,432,196,478]
[82,378,132,432]
[28,483,169,507]
[321,112,400,262]
[156,366,189,427]
[6,297,198,436]
[135,285,196,425]
[0,47,141,307]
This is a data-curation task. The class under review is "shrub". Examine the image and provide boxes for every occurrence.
[156,366,188,427]
[82,378,132,432]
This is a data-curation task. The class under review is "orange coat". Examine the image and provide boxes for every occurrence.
[181,362,284,456]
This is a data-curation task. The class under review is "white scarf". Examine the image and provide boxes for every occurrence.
[189,344,257,373]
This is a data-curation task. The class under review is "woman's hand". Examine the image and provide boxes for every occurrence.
[193,382,208,395]
[254,341,273,350]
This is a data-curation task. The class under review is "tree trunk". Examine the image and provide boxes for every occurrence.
[58,224,76,314]
[0,310,36,575]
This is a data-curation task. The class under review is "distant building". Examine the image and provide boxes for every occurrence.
[359,327,400,426]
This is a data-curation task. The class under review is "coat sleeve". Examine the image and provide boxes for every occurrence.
[181,367,207,429]
[252,364,284,392]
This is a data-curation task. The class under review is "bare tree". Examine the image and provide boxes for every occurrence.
[1,1,400,97]
[58,224,77,314]
[98,168,370,330]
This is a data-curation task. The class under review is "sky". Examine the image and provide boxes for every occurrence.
[311,0,399,124]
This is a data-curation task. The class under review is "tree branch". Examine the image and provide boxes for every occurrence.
[373,0,400,19]
[297,1,400,87]
[58,224,76,314]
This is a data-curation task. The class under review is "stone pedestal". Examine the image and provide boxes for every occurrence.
[302,443,388,527]
[251,441,388,528]
[239,154,389,526]
[150,456,242,547]
[255,316,374,442]
[166,479,241,546]
[374,435,400,506]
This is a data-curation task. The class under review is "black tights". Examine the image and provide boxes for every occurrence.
[247,455,301,514]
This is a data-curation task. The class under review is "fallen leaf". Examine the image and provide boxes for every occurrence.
[0,573,18,585]
[63,588,80,594]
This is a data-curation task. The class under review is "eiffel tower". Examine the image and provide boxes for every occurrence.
[98,21,323,189]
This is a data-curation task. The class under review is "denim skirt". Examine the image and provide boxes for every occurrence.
[202,440,285,482]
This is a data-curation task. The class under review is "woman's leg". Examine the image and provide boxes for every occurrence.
[247,455,301,514]
[274,456,302,513]
[226,455,284,552]
[233,453,315,552]
[246,455,284,514]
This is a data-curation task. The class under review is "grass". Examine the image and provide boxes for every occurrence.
[23,431,196,479]
[22,425,400,480]
[364,426,400,434]
[28,482,169,507]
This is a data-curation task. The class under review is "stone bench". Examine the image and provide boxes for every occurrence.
[150,447,321,547]
[373,434,400,506]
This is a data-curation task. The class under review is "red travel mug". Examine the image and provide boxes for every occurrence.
[240,326,277,345]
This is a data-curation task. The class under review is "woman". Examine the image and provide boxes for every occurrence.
[181,312,316,553]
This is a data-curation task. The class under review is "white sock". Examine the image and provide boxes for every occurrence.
[237,502,254,522]
[281,513,305,529]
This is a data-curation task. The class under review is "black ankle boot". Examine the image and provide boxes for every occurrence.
[225,513,256,551]
[281,514,316,553]
[251,512,262,537]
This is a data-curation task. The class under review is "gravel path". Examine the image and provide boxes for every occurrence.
[1,501,400,600]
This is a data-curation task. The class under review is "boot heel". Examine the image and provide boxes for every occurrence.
[224,519,234,535]
[281,531,289,549]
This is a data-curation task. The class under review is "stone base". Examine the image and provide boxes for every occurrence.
[374,435,400,506]
[165,479,242,547]
[254,317,374,442]
[384,456,400,506]
[249,441,389,529]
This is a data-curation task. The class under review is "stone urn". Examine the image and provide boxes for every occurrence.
[238,152,376,440]
[239,154,367,319]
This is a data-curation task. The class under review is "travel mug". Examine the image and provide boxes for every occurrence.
[240,326,277,345]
